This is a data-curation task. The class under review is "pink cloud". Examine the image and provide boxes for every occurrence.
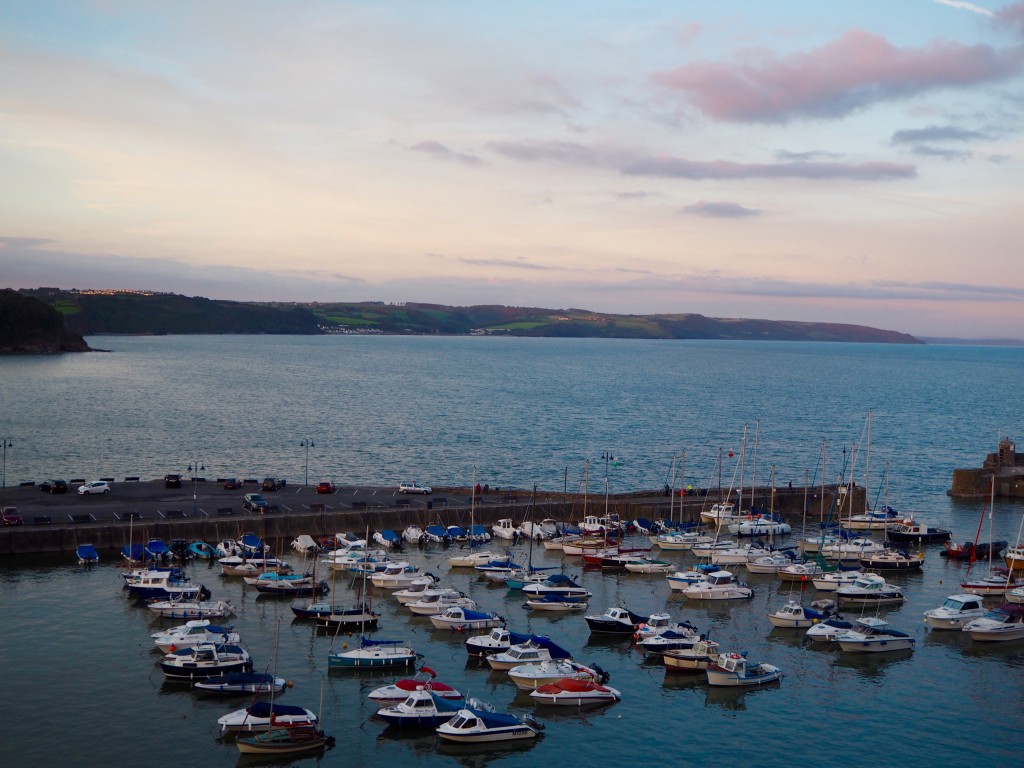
[681,200,761,218]
[653,30,1024,122]
[996,3,1024,37]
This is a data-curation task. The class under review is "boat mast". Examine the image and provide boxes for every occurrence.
[864,410,871,514]
[678,449,686,523]
[750,419,759,514]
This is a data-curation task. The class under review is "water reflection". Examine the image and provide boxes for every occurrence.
[832,648,914,679]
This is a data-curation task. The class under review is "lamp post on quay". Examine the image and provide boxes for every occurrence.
[1,438,11,490]
[300,439,315,487]
[188,460,205,517]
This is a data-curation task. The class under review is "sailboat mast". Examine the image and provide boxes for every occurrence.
[820,439,826,523]
[678,449,686,523]
[750,419,759,513]
[864,410,871,514]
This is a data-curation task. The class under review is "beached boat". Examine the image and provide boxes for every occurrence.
[435,706,543,743]
[193,671,287,695]
[835,616,915,653]
[706,651,783,687]
[923,594,987,630]
[158,642,252,679]
[235,726,334,755]
[219,701,318,733]
[429,606,506,631]
[962,603,1024,642]
[327,636,418,669]
[529,678,621,706]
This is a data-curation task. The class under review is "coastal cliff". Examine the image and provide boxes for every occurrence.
[0,289,91,354]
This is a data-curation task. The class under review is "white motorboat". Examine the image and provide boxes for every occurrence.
[962,604,1024,642]
[147,598,235,620]
[392,575,442,604]
[406,590,475,616]
[803,617,855,644]
[836,573,906,605]
[429,607,505,631]
[710,544,773,565]
[491,519,517,540]
[842,506,902,531]
[525,596,589,612]
[663,638,720,672]
[447,550,496,568]
[778,562,826,582]
[650,531,709,551]
[521,574,590,600]
[1007,586,1024,605]
[367,667,463,703]
[369,562,421,589]
[745,554,795,574]
[487,637,572,671]
[375,689,463,727]
[193,672,286,695]
[402,525,425,544]
[327,637,418,669]
[529,678,621,706]
[706,651,783,687]
[820,537,886,561]
[435,706,542,743]
[151,619,240,653]
[158,642,252,680]
[218,702,318,733]
[507,659,608,690]
[700,502,742,528]
[835,616,915,653]
[665,565,720,591]
[464,627,531,658]
[623,557,674,574]
[766,600,833,629]
[729,516,792,537]
[923,594,987,630]
[680,570,753,601]
[690,539,738,558]
[811,570,863,591]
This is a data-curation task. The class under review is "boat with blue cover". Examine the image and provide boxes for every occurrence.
[219,701,318,733]
[424,524,452,544]
[376,689,464,727]
[435,704,543,743]
[151,619,240,652]
[373,529,404,550]
[447,525,468,542]
[835,616,916,653]
[429,606,506,631]
[158,642,252,679]
[465,627,532,657]
[188,540,217,559]
[144,538,171,562]
[127,570,209,602]
[327,636,418,669]
[76,543,99,564]
[766,599,834,629]
[521,573,591,600]
[193,671,287,695]
[487,636,573,670]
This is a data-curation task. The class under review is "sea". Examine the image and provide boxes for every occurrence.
[1,335,1023,767]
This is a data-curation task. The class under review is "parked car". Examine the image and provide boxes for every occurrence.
[223,478,242,490]
[261,477,286,492]
[2,507,23,525]
[243,493,269,512]
[77,480,111,495]
[316,481,336,494]
[39,479,68,494]
[398,481,432,495]
[164,473,182,489]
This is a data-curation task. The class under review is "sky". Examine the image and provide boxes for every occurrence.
[2,1,1024,338]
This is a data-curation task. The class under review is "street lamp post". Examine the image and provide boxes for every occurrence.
[188,460,205,517]
[1,438,11,490]
[300,439,315,487]
[601,451,615,518]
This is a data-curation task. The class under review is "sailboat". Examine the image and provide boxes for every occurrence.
[235,675,335,754]
[961,470,1024,596]
[448,467,496,567]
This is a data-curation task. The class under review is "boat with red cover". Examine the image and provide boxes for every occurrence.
[528,677,621,706]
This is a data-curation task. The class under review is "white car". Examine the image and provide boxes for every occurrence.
[398,481,432,495]
[78,480,111,495]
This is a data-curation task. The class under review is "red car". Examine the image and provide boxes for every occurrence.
[2,507,23,526]
[316,481,336,494]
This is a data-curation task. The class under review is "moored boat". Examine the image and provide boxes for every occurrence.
[435,706,543,743]
[766,599,833,629]
[429,606,506,631]
[367,667,463,703]
[193,671,287,695]
[236,726,334,755]
[327,636,418,669]
[923,594,987,630]
[147,597,235,620]
[219,701,318,733]
[158,642,252,679]
[679,570,753,601]
[836,573,906,605]
[376,689,465,727]
[962,603,1024,642]
[835,616,915,653]
[706,651,783,687]
[663,638,720,672]
[76,543,99,565]
[529,678,621,706]
[584,606,648,634]
[151,619,240,653]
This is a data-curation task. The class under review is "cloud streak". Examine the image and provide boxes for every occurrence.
[681,201,762,218]
[932,0,994,16]
[653,30,1024,122]
[409,140,484,167]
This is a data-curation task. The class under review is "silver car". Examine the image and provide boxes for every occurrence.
[77,480,111,495]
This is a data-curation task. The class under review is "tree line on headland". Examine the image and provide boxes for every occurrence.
[1,287,922,353]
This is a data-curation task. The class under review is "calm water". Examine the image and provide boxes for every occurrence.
[2,336,1024,767]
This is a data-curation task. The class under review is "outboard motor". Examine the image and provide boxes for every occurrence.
[591,663,610,683]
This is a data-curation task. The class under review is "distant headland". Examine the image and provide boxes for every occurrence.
[5,287,923,349]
